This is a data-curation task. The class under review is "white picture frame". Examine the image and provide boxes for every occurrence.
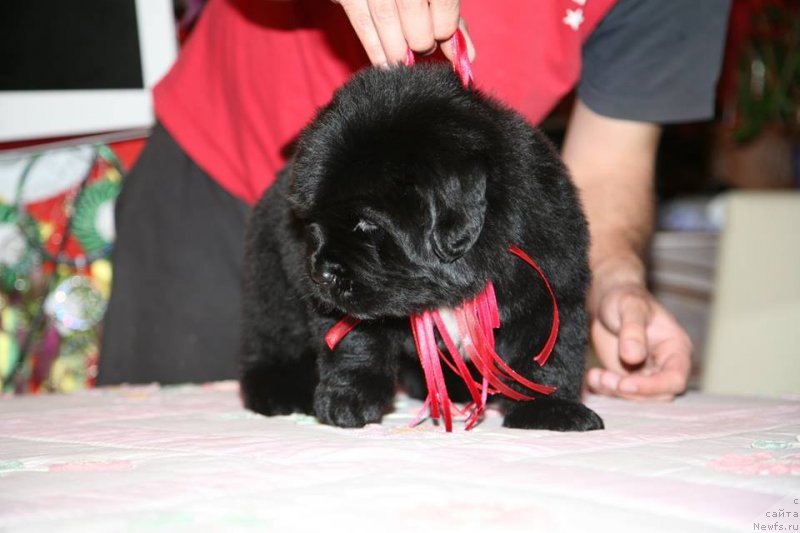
[0,0,177,142]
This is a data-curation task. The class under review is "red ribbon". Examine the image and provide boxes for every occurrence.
[325,246,559,431]
[509,245,559,367]
[324,314,362,352]
[403,28,473,88]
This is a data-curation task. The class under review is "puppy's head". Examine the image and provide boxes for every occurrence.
[289,65,502,319]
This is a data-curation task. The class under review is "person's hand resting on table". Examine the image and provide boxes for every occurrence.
[587,274,692,401]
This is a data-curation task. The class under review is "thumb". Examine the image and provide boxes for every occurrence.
[599,289,650,367]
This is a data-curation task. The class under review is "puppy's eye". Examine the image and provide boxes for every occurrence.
[353,219,378,233]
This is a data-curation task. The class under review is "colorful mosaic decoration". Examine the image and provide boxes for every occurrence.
[0,139,143,393]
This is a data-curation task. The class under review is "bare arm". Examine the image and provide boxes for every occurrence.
[562,98,692,401]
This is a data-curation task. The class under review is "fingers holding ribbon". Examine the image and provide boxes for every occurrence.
[334,0,474,66]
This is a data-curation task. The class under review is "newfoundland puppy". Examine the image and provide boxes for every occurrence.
[239,64,603,432]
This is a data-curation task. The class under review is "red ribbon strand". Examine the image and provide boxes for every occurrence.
[324,314,361,351]
[403,28,473,88]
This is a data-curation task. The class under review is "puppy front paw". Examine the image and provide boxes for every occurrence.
[503,398,604,432]
[313,381,391,428]
[240,366,314,417]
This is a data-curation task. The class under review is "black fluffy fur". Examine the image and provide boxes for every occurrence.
[240,65,603,432]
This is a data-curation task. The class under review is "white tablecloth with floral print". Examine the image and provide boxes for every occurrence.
[1,382,798,532]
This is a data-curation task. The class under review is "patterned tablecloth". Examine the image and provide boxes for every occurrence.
[1,382,799,532]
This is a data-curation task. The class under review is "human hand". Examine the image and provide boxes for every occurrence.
[585,282,692,401]
[333,0,475,66]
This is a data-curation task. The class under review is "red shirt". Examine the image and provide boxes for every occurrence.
[154,0,617,205]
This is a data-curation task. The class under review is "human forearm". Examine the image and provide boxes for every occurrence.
[561,99,660,312]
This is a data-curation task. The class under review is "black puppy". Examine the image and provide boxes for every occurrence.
[240,64,603,432]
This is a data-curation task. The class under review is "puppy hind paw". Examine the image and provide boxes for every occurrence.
[313,382,391,428]
[502,398,604,432]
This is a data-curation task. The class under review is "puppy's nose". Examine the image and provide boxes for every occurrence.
[310,261,343,287]
[314,270,336,287]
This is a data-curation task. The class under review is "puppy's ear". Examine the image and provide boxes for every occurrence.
[430,172,487,262]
